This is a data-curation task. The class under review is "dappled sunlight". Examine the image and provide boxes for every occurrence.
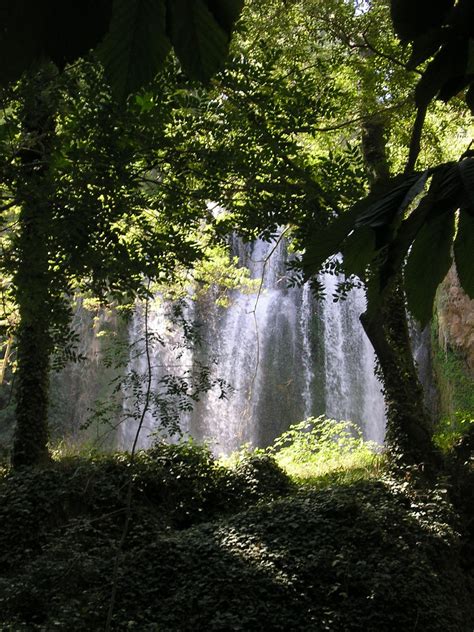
[277,450,385,487]
[264,415,385,486]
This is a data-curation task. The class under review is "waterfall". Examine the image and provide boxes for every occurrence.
[122,237,386,453]
[321,272,386,444]
[409,318,439,420]
[119,297,194,450]
[300,283,316,419]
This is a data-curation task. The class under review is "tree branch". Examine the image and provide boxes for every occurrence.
[404,104,428,175]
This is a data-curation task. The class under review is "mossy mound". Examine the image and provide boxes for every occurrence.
[0,445,472,631]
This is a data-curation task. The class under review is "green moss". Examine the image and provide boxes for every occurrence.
[431,316,474,450]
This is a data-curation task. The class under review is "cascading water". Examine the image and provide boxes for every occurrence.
[122,237,386,453]
[321,272,386,444]
[119,297,195,450]
[188,235,306,451]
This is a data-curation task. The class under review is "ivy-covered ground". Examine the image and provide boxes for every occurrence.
[0,439,472,631]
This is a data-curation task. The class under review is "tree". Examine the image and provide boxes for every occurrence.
[0,0,245,467]
[301,0,474,467]
[141,0,472,468]
[2,0,472,469]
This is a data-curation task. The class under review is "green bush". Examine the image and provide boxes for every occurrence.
[0,440,471,630]
[431,320,474,451]
[269,416,382,483]
[2,479,471,630]
[225,452,294,502]
[0,441,293,629]
[434,411,474,452]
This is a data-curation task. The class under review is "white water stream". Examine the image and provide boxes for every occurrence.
[121,238,386,453]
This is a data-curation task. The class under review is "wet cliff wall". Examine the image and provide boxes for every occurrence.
[432,266,474,433]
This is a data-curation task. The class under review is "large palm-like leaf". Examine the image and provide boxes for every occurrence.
[390,0,474,113]
[0,0,244,98]
[303,157,474,323]
[454,208,474,299]
[404,209,455,325]
[167,0,231,84]
[97,0,170,101]
[355,172,427,229]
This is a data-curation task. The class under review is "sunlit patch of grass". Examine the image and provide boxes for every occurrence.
[49,438,101,461]
[263,416,386,488]
[276,449,385,488]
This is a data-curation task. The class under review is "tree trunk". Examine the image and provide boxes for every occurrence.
[11,68,57,468]
[361,282,438,468]
[359,91,439,469]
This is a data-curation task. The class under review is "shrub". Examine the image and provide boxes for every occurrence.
[0,442,472,630]
[269,416,382,482]
[434,411,474,452]
[224,452,294,502]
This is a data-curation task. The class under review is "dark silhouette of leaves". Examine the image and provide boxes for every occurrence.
[454,209,474,299]
[405,210,455,325]
[97,0,170,101]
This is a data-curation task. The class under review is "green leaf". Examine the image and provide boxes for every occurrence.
[302,206,360,276]
[340,227,376,279]
[438,74,472,102]
[434,162,464,205]
[408,28,442,69]
[405,210,455,325]
[390,0,453,42]
[167,0,232,82]
[378,166,463,297]
[303,173,429,278]
[415,41,468,107]
[457,157,474,207]
[355,173,426,229]
[206,0,245,32]
[454,209,474,298]
[97,0,171,101]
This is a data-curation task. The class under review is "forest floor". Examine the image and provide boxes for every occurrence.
[0,442,473,631]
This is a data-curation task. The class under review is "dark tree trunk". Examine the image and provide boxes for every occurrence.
[11,69,57,468]
[360,100,439,469]
[361,282,438,468]
[12,204,52,467]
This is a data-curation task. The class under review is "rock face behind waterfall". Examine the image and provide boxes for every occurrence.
[49,301,127,447]
[123,238,386,454]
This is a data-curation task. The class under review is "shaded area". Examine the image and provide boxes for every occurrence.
[0,447,472,630]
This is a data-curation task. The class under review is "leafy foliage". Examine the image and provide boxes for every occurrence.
[268,416,382,485]
[390,0,474,110]
[1,56,254,463]
[431,314,474,451]
[0,0,244,99]
[271,415,378,463]
[434,412,474,452]
[404,208,455,324]
[0,443,471,630]
[302,158,474,325]
[96,0,170,101]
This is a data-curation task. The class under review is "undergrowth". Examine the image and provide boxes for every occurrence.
[434,411,474,452]
[268,416,384,486]
[0,421,472,630]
